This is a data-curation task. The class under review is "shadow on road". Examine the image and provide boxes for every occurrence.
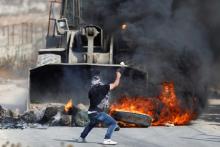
[54,138,103,145]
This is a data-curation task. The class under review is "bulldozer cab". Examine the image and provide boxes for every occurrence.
[68,25,113,64]
[44,0,113,65]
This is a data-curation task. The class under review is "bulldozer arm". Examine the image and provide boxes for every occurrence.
[29,64,147,104]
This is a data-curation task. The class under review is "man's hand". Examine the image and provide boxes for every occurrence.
[110,71,122,90]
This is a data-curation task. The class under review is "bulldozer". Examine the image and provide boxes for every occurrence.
[29,0,147,104]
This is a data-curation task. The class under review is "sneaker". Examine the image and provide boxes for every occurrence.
[77,137,87,143]
[103,139,117,145]
[114,126,120,131]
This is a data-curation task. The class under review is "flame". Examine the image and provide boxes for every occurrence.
[121,24,127,30]
[110,82,197,126]
[64,99,73,112]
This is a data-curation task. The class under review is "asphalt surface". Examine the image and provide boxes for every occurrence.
[0,121,219,147]
[0,98,220,147]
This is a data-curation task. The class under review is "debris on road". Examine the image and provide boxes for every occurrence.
[112,111,152,127]
[164,123,175,127]
[0,103,90,129]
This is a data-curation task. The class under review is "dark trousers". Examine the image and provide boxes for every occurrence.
[80,112,117,139]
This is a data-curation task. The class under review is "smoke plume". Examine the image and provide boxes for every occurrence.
[83,0,214,113]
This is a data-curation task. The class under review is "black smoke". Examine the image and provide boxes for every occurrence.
[82,0,218,114]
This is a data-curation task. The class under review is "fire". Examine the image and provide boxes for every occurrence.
[110,82,196,126]
[64,99,73,112]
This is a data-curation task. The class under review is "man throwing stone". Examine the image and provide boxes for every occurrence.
[78,70,122,145]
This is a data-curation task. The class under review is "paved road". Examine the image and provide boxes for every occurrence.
[0,86,220,147]
[0,119,219,147]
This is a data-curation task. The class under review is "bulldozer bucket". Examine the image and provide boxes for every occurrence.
[29,64,147,104]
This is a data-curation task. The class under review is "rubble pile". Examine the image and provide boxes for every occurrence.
[0,103,89,129]
[0,105,27,129]
[0,105,6,117]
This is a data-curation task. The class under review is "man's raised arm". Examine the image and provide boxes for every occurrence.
[110,71,122,90]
